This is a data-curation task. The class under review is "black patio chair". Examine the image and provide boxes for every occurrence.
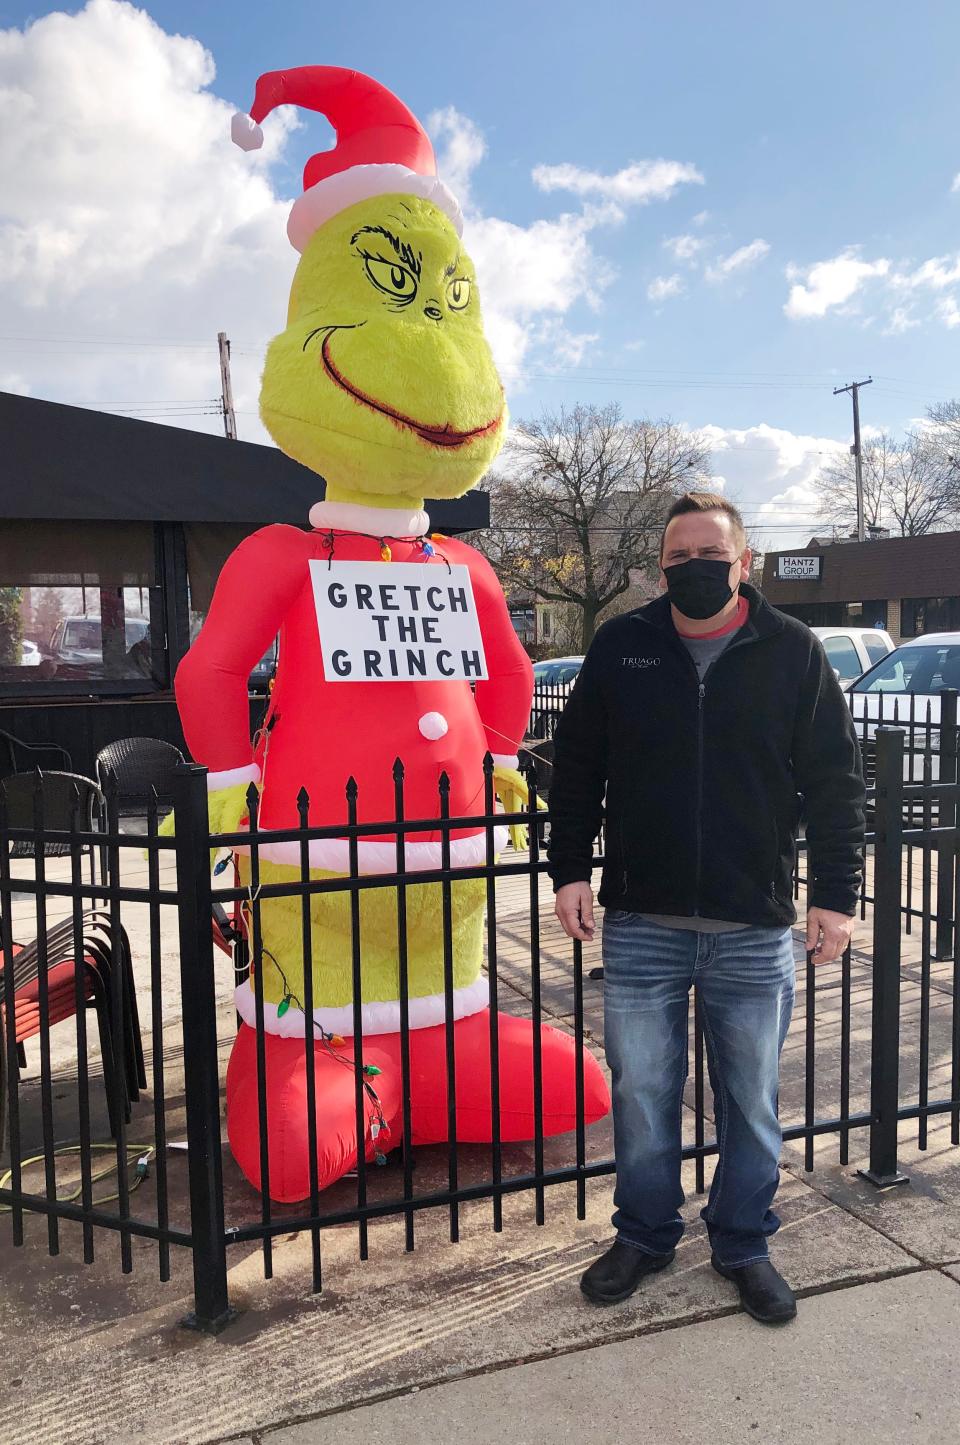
[95,737,184,813]
[0,728,73,781]
[0,770,105,884]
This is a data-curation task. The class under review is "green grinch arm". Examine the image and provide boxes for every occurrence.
[493,764,546,853]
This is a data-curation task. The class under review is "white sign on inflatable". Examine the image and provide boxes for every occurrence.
[309,561,489,682]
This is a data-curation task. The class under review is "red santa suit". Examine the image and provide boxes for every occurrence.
[176,499,532,864]
[177,497,531,1039]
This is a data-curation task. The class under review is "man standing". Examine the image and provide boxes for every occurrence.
[548,493,865,1325]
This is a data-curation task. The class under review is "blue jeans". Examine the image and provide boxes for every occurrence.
[602,912,796,1268]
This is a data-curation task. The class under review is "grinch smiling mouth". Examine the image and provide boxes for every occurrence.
[319,329,504,450]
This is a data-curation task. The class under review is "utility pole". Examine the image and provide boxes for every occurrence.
[217,331,238,440]
[833,377,873,541]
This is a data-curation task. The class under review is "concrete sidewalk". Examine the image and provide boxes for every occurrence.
[3,1115,960,1445]
[264,1271,960,1445]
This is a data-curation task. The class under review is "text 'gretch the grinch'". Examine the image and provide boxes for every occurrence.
[170,64,610,1203]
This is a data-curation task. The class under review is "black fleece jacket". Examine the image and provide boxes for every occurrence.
[547,585,865,924]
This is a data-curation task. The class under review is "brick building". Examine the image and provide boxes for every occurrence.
[761,531,960,643]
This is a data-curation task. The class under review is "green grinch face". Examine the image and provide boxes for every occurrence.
[259,194,506,504]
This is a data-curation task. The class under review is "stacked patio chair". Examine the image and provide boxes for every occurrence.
[0,911,145,1149]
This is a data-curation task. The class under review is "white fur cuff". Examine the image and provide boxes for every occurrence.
[207,763,261,793]
[235,973,489,1038]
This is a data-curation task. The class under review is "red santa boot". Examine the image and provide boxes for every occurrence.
[226,1023,403,1204]
[403,1009,610,1145]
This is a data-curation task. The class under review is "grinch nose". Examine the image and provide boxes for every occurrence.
[418,712,449,741]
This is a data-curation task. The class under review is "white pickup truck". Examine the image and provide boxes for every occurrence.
[812,626,895,685]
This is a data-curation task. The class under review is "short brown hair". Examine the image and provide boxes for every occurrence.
[660,491,747,558]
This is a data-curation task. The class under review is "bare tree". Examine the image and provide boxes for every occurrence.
[926,398,960,453]
[477,403,711,649]
[814,429,959,537]
[886,431,960,536]
[925,399,960,499]
[814,432,896,534]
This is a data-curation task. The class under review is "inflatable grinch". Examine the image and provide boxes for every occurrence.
[175,65,609,1202]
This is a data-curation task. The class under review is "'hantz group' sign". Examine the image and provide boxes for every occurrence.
[310,561,489,682]
[776,554,823,580]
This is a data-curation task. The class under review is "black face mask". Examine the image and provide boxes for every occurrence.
[663,557,737,620]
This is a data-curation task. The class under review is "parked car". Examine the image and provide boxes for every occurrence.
[47,614,150,677]
[846,632,960,789]
[530,655,583,738]
[812,626,895,686]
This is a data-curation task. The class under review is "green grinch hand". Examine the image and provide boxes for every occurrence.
[156,783,253,871]
[493,764,546,853]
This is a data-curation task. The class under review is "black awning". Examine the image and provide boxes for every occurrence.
[0,390,490,532]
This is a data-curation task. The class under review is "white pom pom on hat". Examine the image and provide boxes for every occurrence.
[231,111,264,151]
[230,65,462,252]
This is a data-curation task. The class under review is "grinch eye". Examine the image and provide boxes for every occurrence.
[363,256,418,303]
[447,278,472,311]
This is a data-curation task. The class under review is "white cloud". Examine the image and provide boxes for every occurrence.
[426,106,486,209]
[430,109,621,376]
[889,254,960,291]
[532,159,704,207]
[647,274,685,302]
[700,423,848,548]
[663,232,707,261]
[705,238,770,284]
[0,0,297,440]
[692,210,710,227]
[937,295,960,328]
[785,244,960,332]
[952,174,960,194]
[784,249,891,319]
[883,306,919,336]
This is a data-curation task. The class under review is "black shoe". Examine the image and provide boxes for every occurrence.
[580,1239,675,1305]
[712,1256,797,1325]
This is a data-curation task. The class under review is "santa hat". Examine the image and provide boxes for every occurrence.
[231,66,463,253]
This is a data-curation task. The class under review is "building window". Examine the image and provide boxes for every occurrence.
[0,521,165,696]
[901,597,960,638]
[509,608,535,645]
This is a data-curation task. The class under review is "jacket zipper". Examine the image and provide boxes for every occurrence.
[632,613,764,916]
[694,681,705,913]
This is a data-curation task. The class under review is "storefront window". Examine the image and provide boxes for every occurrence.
[0,522,165,694]
[900,597,960,638]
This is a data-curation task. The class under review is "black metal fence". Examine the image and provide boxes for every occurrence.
[1,724,959,1334]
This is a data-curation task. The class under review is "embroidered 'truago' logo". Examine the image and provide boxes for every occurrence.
[621,656,661,668]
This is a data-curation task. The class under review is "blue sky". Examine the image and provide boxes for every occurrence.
[1,0,958,544]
